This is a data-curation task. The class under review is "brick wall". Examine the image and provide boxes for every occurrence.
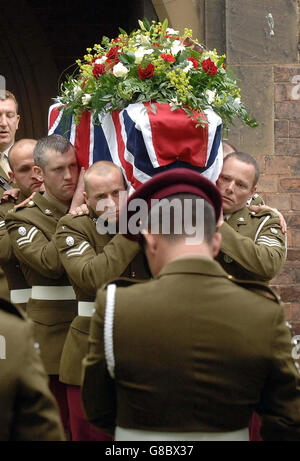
[260,65,300,336]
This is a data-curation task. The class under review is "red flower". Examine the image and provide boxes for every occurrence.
[222,63,226,70]
[138,63,155,79]
[188,57,199,69]
[201,58,218,76]
[153,42,161,48]
[160,53,176,63]
[93,64,106,79]
[106,46,120,63]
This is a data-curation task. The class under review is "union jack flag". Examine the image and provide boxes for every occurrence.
[48,102,223,192]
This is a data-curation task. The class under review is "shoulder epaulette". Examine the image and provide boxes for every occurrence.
[0,298,27,319]
[228,275,282,304]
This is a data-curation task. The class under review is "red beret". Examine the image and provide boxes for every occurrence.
[119,168,222,240]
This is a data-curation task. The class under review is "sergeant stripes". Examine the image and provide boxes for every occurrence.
[16,227,38,247]
[256,236,282,248]
[66,240,90,258]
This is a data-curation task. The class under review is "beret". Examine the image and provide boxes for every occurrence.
[119,168,222,240]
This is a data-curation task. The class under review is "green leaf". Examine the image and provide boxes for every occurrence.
[119,27,127,35]
[143,17,151,31]
[160,18,168,39]
[151,103,157,114]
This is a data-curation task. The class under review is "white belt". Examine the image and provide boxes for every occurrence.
[31,285,76,301]
[115,426,249,441]
[78,301,95,317]
[10,288,31,304]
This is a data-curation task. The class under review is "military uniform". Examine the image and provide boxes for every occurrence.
[217,206,286,282]
[0,166,13,301]
[0,299,65,441]
[5,191,78,434]
[55,208,149,386]
[5,192,77,374]
[55,209,150,441]
[0,194,31,309]
[82,257,300,441]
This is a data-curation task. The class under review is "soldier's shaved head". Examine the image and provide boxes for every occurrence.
[84,161,125,194]
[8,139,37,171]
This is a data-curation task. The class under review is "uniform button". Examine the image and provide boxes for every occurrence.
[237,217,245,222]
[34,342,40,354]
[28,200,34,206]
[44,209,52,215]
[131,271,136,278]
[224,255,233,264]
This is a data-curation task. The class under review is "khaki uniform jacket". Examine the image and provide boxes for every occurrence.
[0,299,65,440]
[82,257,300,440]
[217,207,286,282]
[0,167,13,301]
[55,210,150,385]
[5,192,77,374]
[0,194,31,309]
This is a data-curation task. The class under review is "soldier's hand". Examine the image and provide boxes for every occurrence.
[70,203,89,216]
[1,188,20,203]
[14,192,36,210]
[216,209,224,230]
[249,204,287,234]
[69,167,85,212]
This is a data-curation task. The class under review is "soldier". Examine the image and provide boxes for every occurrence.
[81,168,300,441]
[5,134,84,436]
[0,91,19,189]
[55,161,150,440]
[0,299,65,441]
[0,139,43,308]
[0,91,21,300]
[216,151,286,282]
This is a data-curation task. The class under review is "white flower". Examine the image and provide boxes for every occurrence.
[169,97,182,107]
[205,89,216,104]
[73,86,82,98]
[140,34,151,45]
[171,40,185,55]
[82,94,92,105]
[113,62,129,78]
[234,97,241,105]
[134,47,154,64]
[166,27,179,35]
[95,56,107,64]
[183,61,194,73]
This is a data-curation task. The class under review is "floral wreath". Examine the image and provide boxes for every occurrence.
[57,18,257,131]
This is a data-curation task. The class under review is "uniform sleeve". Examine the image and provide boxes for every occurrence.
[220,214,286,280]
[55,218,141,297]
[5,213,63,279]
[81,289,116,435]
[258,307,300,441]
[13,322,65,441]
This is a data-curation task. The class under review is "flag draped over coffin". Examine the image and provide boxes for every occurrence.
[48,102,223,191]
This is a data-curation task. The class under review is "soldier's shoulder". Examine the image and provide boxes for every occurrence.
[229,275,282,304]
[6,198,37,218]
[58,212,93,232]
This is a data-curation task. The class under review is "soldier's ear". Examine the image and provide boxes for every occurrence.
[248,185,257,201]
[8,170,17,185]
[212,231,222,259]
[141,229,157,254]
[33,165,43,181]
[83,191,89,205]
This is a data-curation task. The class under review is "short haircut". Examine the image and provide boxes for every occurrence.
[145,193,216,245]
[1,90,19,113]
[8,139,37,170]
[223,151,260,186]
[84,161,126,193]
[33,134,74,169]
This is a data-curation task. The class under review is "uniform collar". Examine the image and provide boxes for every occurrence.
[226,206,250,229]
[32,192,69,217]
[157,256,229,279]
